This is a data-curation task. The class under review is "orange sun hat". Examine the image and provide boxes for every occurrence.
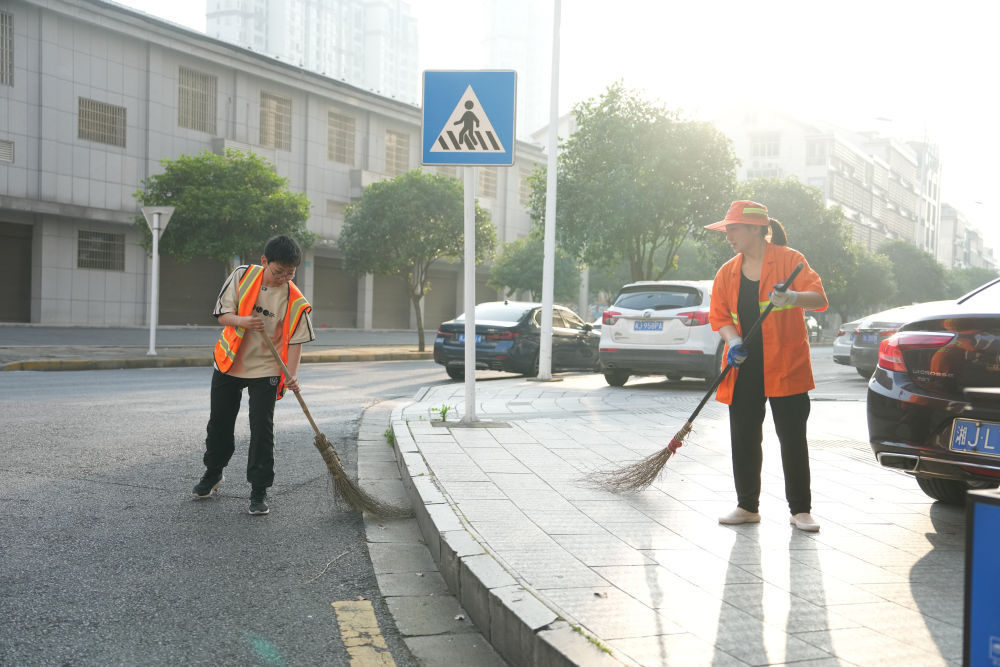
[704,200,770,231]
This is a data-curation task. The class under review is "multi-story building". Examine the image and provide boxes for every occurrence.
[713,107,944,259]
[0,0,542,326]
[206,0,418,105]
[940,204,997,271]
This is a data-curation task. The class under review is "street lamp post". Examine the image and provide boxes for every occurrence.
[141,206,175,356]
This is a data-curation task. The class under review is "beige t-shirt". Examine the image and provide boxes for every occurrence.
[213,266,315,378]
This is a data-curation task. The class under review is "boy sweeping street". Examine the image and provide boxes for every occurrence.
[192,235,314,515]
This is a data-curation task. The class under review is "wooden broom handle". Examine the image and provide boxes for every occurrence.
[258,331,322,438]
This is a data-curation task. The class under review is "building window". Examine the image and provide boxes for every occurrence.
[327,110,355,165]
[478,167,497,198]
[78,98,127,147]
[0,139,12,163]
[0,11,12,86]
[77,230,125,271]
[806,139,826,166]
[260,91,292,150]
[178,66,217,134]
[436,165,457,180]
[385,129,409,176]
[750,132,780,158]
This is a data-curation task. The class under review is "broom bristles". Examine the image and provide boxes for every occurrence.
[314,433,412,519]
[586,422,693,493]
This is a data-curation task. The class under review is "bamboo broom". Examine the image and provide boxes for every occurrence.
[260,332,411,518]
[589,263,804,493]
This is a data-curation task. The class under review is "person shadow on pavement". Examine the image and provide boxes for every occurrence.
[909,502,966,661]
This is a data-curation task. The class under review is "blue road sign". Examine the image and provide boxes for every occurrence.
[421,70,516,166]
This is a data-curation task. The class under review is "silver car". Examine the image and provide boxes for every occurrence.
[832,319,860,365]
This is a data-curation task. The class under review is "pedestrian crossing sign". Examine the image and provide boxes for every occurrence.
[421,70,516,166]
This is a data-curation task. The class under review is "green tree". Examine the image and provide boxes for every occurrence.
[488,231,581,302]
[879,239,948,305]
[944,266,999,297]
[134,149,314,271]
[530,82,738,282]
[338,170,497,351]
[836,247,897,320]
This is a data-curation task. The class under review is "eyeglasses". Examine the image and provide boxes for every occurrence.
[268,264,296,280]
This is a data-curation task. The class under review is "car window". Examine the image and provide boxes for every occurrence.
[531,309,567,328]
[960,280,1000,309]
[558,310,586,330]
[614,288,702,310]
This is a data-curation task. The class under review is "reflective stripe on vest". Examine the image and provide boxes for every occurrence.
[213,265,265,372]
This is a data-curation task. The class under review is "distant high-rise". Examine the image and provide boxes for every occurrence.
[206,0,418,103]
[481,0,550,139]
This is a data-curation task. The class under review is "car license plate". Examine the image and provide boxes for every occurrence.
[633,321,663,332]
[457,334,483,343]
[859,333,877,345]
[950,418,1000,457]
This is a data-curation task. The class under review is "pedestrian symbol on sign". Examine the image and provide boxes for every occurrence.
[431,86,506,153]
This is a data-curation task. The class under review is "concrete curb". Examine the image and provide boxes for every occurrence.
[1,351,433,372]
[389,407,626,667]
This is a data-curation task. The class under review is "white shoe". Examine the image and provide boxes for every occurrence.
[718,507,761,525]
[790,513,820,532]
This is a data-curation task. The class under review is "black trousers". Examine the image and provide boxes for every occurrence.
[203,369,279,490]
[728,362,812,515]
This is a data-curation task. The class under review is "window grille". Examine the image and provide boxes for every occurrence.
[178,66,217,134]
[478,167,497,198]
[78,98,127,147]
[327,110,355,165]
[0,139,12,163]
[260,91,292,151]
[384,129,409,176]
[0,12,12,86]
[750,132,780,158]
[77,230,125,271]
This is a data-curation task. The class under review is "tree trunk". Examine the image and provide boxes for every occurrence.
[411,293,425,351]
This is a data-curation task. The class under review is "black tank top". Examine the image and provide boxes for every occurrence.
[737,272,764,374]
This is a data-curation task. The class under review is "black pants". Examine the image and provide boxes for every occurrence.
[728,362,812,515]
[203,369,279,490]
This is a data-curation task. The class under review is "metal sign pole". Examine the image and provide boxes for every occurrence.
[462,166,478,423]
[141,206,174,357]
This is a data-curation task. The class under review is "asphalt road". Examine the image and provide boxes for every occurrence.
[0,360,448,667]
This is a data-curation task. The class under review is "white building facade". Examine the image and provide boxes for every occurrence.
[0,0,541,327]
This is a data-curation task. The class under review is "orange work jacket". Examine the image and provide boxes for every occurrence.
[709,243,827,404]
[213,264,311,399]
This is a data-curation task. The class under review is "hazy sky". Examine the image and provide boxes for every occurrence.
[111,0,998,255]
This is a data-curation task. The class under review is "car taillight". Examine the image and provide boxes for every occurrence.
[878,332,956,372]
[485,331,518,340]
[676,310,710,327]
[436,329,454,339]
[603,310,621,325]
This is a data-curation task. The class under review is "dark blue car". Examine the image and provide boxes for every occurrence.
[433,301,600,380]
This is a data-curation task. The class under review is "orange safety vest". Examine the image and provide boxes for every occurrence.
[213,264,311,400]
[708,243,828,404]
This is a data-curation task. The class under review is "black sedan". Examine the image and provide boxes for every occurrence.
[433,301,600,380]
[867,278,1000,504]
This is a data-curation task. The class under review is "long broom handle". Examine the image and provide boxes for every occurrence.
[258,331,323,438]
[684,262,804,424]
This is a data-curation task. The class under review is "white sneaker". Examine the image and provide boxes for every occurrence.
[718,507,761,525]
[790,513,820,532]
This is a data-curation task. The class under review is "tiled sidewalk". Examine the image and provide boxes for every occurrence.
[389,374,964,666]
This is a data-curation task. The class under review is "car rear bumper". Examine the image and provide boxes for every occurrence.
[867,368,1000,482]
[433,345,529,373]
[599,348,719,376]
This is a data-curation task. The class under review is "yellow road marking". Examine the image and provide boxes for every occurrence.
[331,600,397,666]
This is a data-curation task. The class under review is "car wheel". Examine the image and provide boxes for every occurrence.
[524,353,540,378]
[604,370,629,387]
[666,373,683,382]
[446,366,464,381]
[915,476,973,505]
[857,367,874,379]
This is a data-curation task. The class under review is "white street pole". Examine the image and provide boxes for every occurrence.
[147,211,161,356]
[538,0,561,381]
[462,166,478,423]
[141,206,174,357]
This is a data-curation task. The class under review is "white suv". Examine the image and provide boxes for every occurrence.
[598,280,723,386]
